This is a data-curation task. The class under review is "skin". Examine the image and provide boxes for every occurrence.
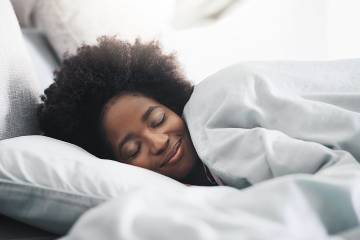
[101,93,200,181]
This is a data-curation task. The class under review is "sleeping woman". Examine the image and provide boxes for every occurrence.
[37,37,360,189]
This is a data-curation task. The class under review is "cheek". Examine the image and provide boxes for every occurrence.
[129,149,158,170]
[169,116,186,133]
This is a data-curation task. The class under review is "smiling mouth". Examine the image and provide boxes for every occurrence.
[160,138,183,167]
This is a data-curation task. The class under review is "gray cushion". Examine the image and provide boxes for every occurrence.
[0,0,42,140]
[22,28,59,89]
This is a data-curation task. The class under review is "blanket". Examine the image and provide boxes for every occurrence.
[184,64,360,189]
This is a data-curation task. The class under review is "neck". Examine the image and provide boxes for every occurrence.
[180,159,217,186]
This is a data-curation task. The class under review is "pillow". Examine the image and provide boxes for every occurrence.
[32,0,176,59]
[0,0,42,140]
[0,135,183,234]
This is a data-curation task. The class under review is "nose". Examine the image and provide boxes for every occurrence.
[146,131,170,155]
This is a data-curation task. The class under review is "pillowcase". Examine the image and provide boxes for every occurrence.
[0,0,42,140]
[0,135,183,234]
[32,0,176,59]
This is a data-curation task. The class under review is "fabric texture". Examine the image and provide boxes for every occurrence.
[236,59,360,94]
[0,136,183,234]
[22,28,59,89]
[32,0,175,59]
[60,155,360,240]
[183,64,360,189]
[0,0,42,140]
[58,63,360,239]
[10,0,37,27]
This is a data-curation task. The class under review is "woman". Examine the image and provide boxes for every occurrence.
[38,36,217,186]
[38,37,360,188]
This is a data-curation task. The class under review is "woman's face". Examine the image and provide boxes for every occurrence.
[102,93,198,180]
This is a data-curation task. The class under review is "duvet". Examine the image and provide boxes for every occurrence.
[60,65,360,240]
[184,64,360,188]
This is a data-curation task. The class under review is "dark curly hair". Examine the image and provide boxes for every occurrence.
[38,36,193,159]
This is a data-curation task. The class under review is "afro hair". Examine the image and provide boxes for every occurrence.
[38,36,193,159]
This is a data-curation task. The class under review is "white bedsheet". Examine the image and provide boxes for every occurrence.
[60,156,360,240]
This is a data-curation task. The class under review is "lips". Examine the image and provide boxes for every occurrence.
[160,138,182,167]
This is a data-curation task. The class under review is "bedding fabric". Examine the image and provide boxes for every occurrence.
[0,136,183,234]
[183,63,360,189]
[61,153,360,240]
[60,62,360,240]
[22,28,59,89]
[0,0,42,140]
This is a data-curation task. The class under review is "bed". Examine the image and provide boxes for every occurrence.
[1,0,360,239]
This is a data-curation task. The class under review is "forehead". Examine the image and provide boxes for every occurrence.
[102,94,160,141]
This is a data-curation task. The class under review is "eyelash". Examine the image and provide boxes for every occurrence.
[127,142,141,161]
[151,113,166,128]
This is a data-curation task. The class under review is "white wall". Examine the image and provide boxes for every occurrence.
[163,0,360,82]
[327,0,360,59]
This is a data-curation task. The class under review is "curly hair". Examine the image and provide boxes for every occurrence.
[38,36,193,159]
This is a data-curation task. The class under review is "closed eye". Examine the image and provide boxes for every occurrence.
[127,147,140,161]
[150,113,166,128]
[121,141,141,162]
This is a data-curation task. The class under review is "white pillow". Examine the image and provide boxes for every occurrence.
[0,135,183,234]
[32,0,176,59]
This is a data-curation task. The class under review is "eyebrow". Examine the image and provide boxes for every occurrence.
[118,105,160,156]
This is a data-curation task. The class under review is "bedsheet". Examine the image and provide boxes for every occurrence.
[60,154,360,240]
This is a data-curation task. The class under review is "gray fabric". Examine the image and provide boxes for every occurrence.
[10,0,37,27]
[0,180,104,235]
[22,28,59,89]
[0,213,57,240]
[340,227,360,240]
[0,0,42,140]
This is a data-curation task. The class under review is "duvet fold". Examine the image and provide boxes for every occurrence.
[183,64,360,188]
